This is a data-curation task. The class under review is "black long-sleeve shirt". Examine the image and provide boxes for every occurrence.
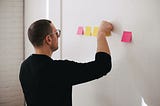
[19,52,112,106]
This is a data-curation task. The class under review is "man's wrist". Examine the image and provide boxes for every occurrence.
[97,31,106,37]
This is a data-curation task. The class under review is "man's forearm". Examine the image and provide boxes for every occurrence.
[96,21,113,55]
[96,32,110,55]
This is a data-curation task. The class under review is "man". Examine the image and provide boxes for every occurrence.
[19,19,113,106]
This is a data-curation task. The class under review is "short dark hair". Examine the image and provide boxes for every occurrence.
[28,19,52,47]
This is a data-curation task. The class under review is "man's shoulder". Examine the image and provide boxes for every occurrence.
[20,55,32,66]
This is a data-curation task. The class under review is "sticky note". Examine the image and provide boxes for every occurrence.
[93,26,99,36]
[106,31,111,36]
[77,26,84,35]
[84,26,92,36]
[121,31,132,42]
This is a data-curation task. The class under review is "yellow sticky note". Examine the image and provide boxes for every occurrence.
[93,26,99,36]
[84,26,92,36]
[106,31,111,36]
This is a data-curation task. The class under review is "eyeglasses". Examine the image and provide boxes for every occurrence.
[50,29,61,38]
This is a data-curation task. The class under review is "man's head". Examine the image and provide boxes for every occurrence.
[28,19,60,52]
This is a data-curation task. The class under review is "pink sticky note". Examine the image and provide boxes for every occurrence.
[121,31,132,42]
[77,26,84,35]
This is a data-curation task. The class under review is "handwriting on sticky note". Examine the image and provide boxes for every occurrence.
[121,31,132,42]
[93,26,99,36]
[77,26,84,35]
[84,26,92,36]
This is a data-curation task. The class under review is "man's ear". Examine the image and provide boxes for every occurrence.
[45,35,52,45]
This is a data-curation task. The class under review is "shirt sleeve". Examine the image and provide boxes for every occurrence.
[63,52,112,85]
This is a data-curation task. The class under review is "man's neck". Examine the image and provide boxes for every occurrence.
[34,46,52,57]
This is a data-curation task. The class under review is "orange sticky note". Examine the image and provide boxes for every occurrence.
[121,31,132,42]
[84,26,92,36]
[77,26,84,35]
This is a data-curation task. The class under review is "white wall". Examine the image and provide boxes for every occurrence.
[25,0,160,106]
[61,0,160,106]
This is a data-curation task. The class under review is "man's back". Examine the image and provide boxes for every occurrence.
[19,54,73,106]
